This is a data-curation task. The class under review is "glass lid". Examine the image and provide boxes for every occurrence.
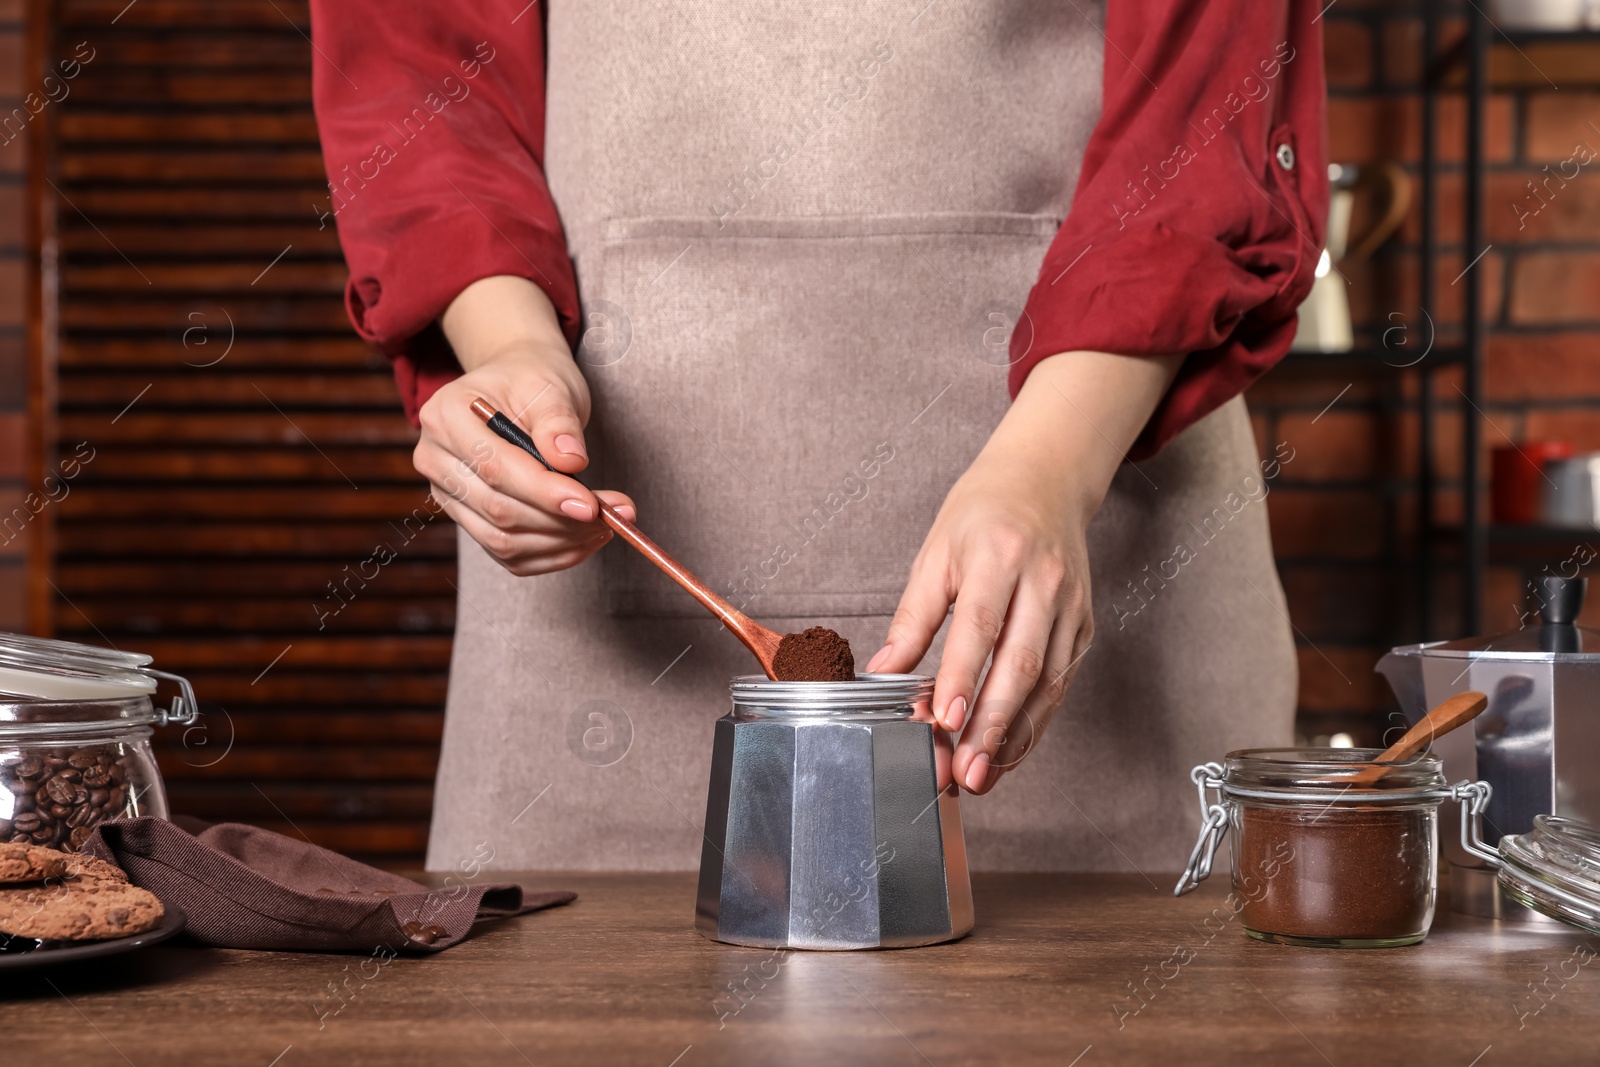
[1497,816,1600,934]
[0,631,158,701]
[1222,747,1447,797]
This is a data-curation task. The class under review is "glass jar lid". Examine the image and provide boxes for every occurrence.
[730,673,933,717]
[1222,747,1449,802]
[1497,817,1600,934]
[0,632,157,701]
[0,632,195,725]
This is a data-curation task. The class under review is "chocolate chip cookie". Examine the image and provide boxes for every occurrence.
[62,853,128,885]
[0,877,164,940]
[0,842,69,884]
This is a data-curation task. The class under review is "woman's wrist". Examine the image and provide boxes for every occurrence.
[986,350,1183,522]
[441,274,574,374]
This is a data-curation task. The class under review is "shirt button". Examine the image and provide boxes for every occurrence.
[1276,143,1295,170]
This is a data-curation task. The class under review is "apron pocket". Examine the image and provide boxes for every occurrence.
[582,212,1059,620]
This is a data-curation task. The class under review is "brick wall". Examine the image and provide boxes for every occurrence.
[1254,3,1600,745]
[0,0,30,632]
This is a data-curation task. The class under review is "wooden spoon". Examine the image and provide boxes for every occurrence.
[1347,690,1489,786]
[470,399,784,679]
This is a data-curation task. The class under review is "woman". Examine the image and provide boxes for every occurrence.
[309,0,1325,872]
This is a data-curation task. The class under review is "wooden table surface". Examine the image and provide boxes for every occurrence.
[3,872,1597,1066]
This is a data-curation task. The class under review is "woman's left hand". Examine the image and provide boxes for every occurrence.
[865,350,1183,794]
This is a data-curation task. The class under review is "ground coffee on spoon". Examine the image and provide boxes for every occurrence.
[772,627,855,681]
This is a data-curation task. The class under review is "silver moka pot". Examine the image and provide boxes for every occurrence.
[695,674,973,950]
[1377,576,1600,920]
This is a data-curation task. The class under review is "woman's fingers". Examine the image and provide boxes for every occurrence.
[867,549,954,679]
[513,376,591,476]
[951,577,1055,791]
[961,600,1090,796]
[436,492,616,576]
[416,437,584,533]
[439,388,602,517]
[931,559,1019,735]
[592,489,639,523]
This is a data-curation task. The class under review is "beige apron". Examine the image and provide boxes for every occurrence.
[426,0,1297,872]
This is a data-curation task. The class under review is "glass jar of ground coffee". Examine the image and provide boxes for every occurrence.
[1176,748,1459,948]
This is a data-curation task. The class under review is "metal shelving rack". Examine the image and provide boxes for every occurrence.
[1417,2,1600,639]
[1291,4,1598,642]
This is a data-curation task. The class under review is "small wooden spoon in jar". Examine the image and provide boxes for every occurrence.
[1347,690,1489,786]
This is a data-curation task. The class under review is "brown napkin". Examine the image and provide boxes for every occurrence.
[81,816,574,954]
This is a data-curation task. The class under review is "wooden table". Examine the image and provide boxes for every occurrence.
[3,873,1597,1066]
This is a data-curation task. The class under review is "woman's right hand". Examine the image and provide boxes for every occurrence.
[415,275,636,576]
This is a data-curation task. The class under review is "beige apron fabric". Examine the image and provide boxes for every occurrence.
[425,0,1297,873]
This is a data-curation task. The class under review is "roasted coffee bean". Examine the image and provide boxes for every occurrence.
[12,793,32,814]
[44,756,67,770]
[65,805,93,828]
[29,829,53,844]
[56,767,81,783]
[44,778,85,805]
[69,826,92,849]
[5,777,30,795]
[81,766,111,788]
[13,811,41,833]
[68,752,97,770]
[89,788,108,808]
[14,757,42,778]
[8,834,29,844]
[49,803,72,819]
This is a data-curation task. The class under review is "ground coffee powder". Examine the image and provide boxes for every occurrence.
[1236,803,1433,945]
[772,627,855,682]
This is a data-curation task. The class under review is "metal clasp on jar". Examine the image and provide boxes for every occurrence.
[1175,761,1227,896]
[147,668,199,726]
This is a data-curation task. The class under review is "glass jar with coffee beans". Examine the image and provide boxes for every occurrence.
[2,733,162,850]
[0,633,196,851]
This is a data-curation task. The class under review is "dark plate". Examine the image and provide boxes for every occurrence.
[0,905,186,971]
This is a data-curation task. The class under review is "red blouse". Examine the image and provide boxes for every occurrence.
[309,1,1327,460]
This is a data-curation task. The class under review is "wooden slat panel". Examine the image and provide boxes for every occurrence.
[62,373,399,407]
[62,298,352,329]
[64,261,346,292]
[68,187,327,218]
[68,36,313,69]
[67,70,312,104]
[159,782,436,819]
[61,0,309,28]
[61,112,321,144]
[133,636,454,669]
[56,521,456,556]
[56,597,456,633]
[75,448,420,480]
[61,149,330,182]
[61,337,381,369]
[177,674,450,705]
[162,749,438,782]
[62,412,417,445]
[57,560,455,593]
[60,223,342,255]
[51,4,450,863]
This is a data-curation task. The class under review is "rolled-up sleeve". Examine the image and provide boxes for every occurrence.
[1009,0,1329,460]
[309,1,580,424]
